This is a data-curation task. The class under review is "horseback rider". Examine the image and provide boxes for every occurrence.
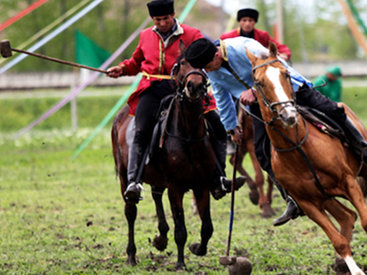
[184,37,367,226]
[107,0,244,203]
[220,8,291,61]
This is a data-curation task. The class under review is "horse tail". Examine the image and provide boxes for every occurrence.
[111,119,120,177]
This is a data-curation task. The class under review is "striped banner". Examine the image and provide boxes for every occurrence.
[0,0,49,32]
[0,0,104,75]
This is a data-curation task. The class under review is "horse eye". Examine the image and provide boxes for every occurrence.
[180,60,186,66]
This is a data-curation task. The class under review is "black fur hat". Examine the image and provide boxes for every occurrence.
[237,8,259,22]
[184,38,218,69]
[147,0,174,17]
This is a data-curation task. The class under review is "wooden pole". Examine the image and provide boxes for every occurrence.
[276,0,284,43]
[337,0,367,55]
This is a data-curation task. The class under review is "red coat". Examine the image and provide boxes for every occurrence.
[220,28,292,60]
[120,21,216,115]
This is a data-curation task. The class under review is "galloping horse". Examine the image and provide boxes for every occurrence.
[229,108,274,217]
[246,43,367,275]
[111,55,216,269]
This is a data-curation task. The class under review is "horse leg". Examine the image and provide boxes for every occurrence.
[229,146,259,205]
[324,199,357,243]
[168,187,187,270]
[124,201,138,265]
[151,186,169,251]
[298,200,364,275]
[189,187,213,256]
[324,199,358,273]
[344,175,367,234]
[249,147,274,217]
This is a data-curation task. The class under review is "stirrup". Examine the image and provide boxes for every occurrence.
[220,176,246,192]
[124,182,144,202]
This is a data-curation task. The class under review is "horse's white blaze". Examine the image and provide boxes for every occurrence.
[344,256,365,275]
[265,66,297,126]
[265,66,288,102]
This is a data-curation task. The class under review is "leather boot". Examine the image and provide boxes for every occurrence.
[343,117,367,162]
[124,143,145,202]
[273,196,302,226]
[267,171,302,226]
[210,138,246,200]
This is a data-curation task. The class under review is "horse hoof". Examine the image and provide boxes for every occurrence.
[249,189,259,205]
[189,243,207,256]
[126,257,137,266]
[153,235,168,251]
[261,203,275,218]
[333,257,350,274]
[175,262,186,271]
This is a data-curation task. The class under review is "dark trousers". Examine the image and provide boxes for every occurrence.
[133,80,174,151]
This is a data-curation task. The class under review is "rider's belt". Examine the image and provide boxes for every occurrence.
[142,71,174,80]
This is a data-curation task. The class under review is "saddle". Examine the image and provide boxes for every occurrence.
[126,94,176,165]
[297,106,348,145]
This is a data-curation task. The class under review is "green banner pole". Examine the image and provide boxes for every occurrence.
[72,0,197,159]
[346,0,367,36]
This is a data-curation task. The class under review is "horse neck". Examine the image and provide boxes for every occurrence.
[172,98,206,139]
[259,103,307,150]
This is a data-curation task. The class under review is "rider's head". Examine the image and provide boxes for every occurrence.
[147,0,175,34]
[184,38,222,72]
[326,66,342,81]
[237,8,258,34]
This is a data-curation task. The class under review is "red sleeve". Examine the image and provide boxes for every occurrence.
[219,29,240,40]
[255,29,292,60]
[119,34,145,75]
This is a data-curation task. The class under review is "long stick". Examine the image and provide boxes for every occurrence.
[225,144,239,256]
[10,48,107,73]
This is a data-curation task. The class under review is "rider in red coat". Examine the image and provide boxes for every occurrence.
[220,8,291,61]
[107,0,244,203]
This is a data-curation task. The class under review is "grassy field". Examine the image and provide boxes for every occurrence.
[1,86,367,274]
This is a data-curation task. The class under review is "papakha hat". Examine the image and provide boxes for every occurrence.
[326,66,342,77]
[147,0,174,17]
[184,38,218,69]
[237,8,259,22]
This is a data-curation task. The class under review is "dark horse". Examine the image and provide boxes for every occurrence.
[247,43,367,275]
[111,56,216,269]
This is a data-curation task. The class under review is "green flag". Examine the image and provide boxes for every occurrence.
[75,30,110,68]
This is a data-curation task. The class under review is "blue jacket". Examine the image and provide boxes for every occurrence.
[208,37,312,131]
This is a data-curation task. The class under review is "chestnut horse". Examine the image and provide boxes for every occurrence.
[111,57,216,269]
[246,44,367,275]
[229,107,275,217]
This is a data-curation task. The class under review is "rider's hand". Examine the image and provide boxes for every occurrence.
[240,89,256,106]
[107,65,124,78]
[229,126,243,145]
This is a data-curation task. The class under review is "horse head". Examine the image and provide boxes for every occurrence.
[171,42,208,103]
[247,42,297,128]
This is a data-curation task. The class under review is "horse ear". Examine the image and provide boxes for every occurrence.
[269,41,278,57]
[246,48,257,66]
[179,40,186,55]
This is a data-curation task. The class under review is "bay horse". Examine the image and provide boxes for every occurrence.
[246,43,367,275]
[111,56,216,269]
[229,106,275,217]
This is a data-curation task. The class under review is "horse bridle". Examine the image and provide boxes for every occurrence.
[252,59,331,199]
[252,59,296,123]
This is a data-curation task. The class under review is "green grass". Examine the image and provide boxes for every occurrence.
[0,86,367,274]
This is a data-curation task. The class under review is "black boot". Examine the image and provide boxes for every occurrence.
[343,117,367,162]
[210,138,246,200]
[267,171,302,226]
[124,143,145,203]
[273,196,302,226]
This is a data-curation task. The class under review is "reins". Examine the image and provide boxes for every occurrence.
[248,58,332,199]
